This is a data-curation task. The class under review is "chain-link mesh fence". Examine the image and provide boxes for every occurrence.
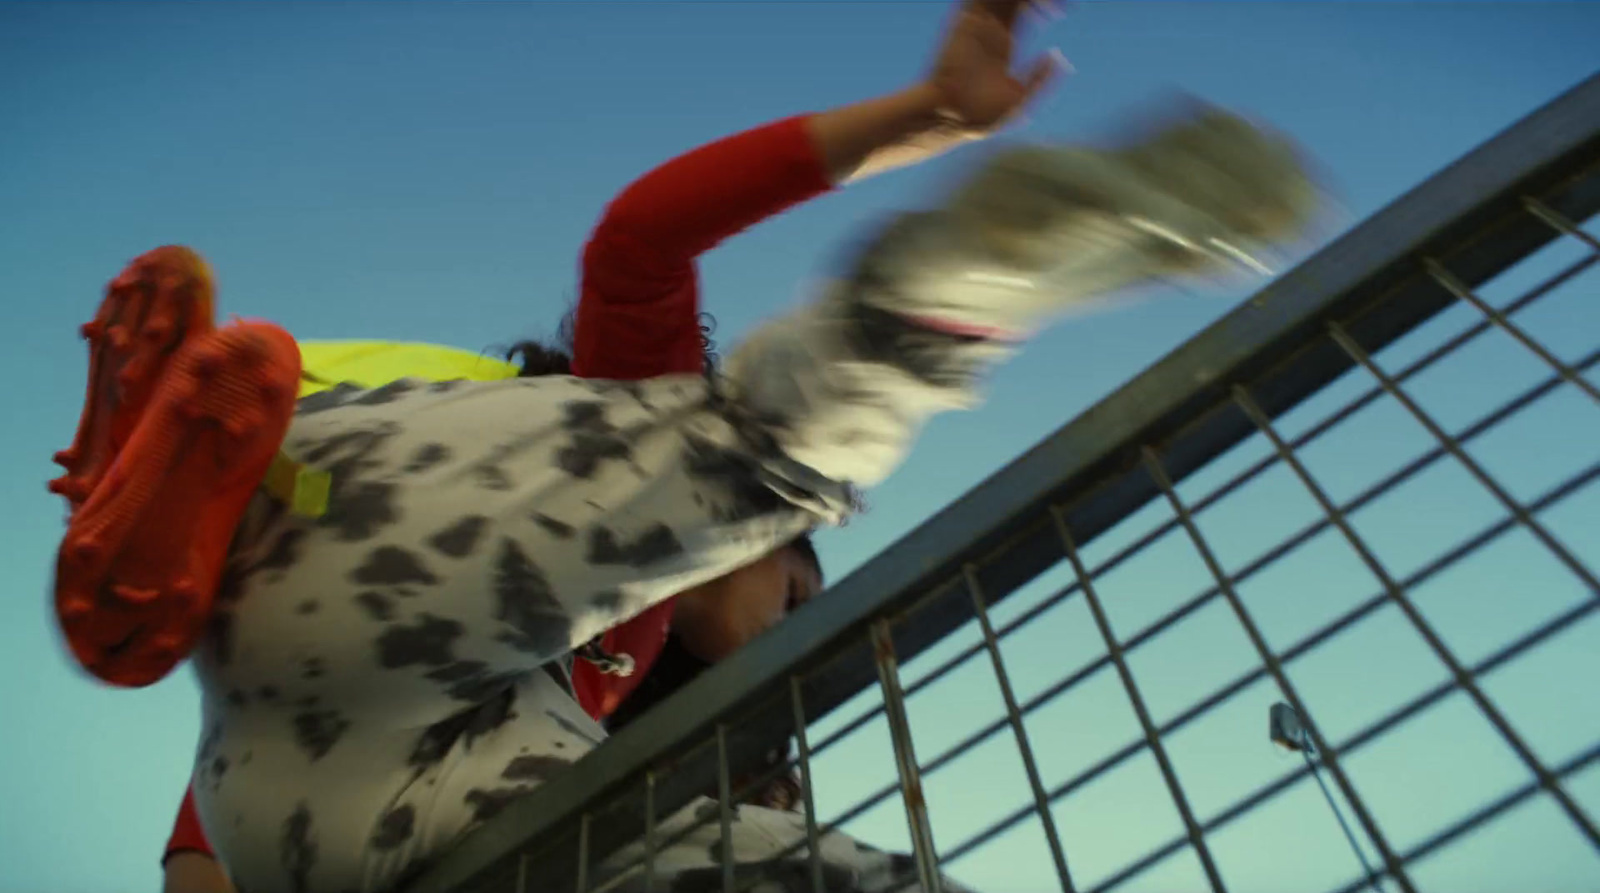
[407,73,1600,893]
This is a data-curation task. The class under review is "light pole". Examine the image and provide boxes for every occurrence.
[1269,702,1387,893]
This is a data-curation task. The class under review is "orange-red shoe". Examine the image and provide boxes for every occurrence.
[50,246,220,508]
[54,309,302,688]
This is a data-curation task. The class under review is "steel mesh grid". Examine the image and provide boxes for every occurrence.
[633,216,1600,893]
[515,201,1600,893]
[608,220,1595,891]
[404,76,1600,893]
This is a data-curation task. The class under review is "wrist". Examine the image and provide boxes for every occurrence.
[901,81,974,137]
[809,83,985,185]
[898,81,947,120]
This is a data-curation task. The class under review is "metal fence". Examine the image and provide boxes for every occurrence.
[407,73,1600,893]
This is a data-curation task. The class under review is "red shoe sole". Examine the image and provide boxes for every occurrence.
[55,321,302,687]
[50,246,218,507]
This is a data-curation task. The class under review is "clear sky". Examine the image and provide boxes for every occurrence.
[2,3,1598,892]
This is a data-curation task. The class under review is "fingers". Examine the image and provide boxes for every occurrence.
[971,0,1030,30]
[1029,0,1066,22]
[972,0,1062,29]
[1021,49,1070,99]
[1047,46,1075,77]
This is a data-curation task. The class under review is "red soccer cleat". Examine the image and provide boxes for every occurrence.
[51,249,302,687]
[50,246,219,507]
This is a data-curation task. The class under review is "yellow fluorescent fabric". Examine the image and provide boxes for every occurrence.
[296,340,519,397]
[271,340,522,516]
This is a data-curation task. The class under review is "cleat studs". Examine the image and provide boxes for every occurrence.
[172,577,200,603]
[52,448,79,468]
[79,321,102,341]
[59,596,94,623]
[68,538,102,564]
[48,478,89,503]
[107,327,131,350]
[149,633,184,658]
[193,348,225,377]
[111,584,159,605]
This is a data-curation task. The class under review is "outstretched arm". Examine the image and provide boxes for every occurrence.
[567,0,1064,719]
[574,0,1063,379]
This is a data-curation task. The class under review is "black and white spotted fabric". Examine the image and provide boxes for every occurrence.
[186,364,980,892]
[180,115,1316,893]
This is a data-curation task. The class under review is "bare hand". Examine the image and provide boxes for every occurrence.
[927,0,1064,131]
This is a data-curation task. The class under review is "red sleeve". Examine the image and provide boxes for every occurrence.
[164,784,214,864]
[572,114,833,380]
[569,114,832,720]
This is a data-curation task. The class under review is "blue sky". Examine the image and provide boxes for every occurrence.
[2,3,1598,892]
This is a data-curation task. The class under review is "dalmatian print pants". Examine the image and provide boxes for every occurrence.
[183,288,1025,891]
[177,132,1237,891]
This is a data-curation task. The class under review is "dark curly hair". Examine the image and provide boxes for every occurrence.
[502,309,720,377]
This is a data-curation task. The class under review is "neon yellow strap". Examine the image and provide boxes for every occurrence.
[269,340,521,518]
[264,451,333,518]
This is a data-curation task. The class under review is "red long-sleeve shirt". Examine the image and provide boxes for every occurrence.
[165,114,833,865]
